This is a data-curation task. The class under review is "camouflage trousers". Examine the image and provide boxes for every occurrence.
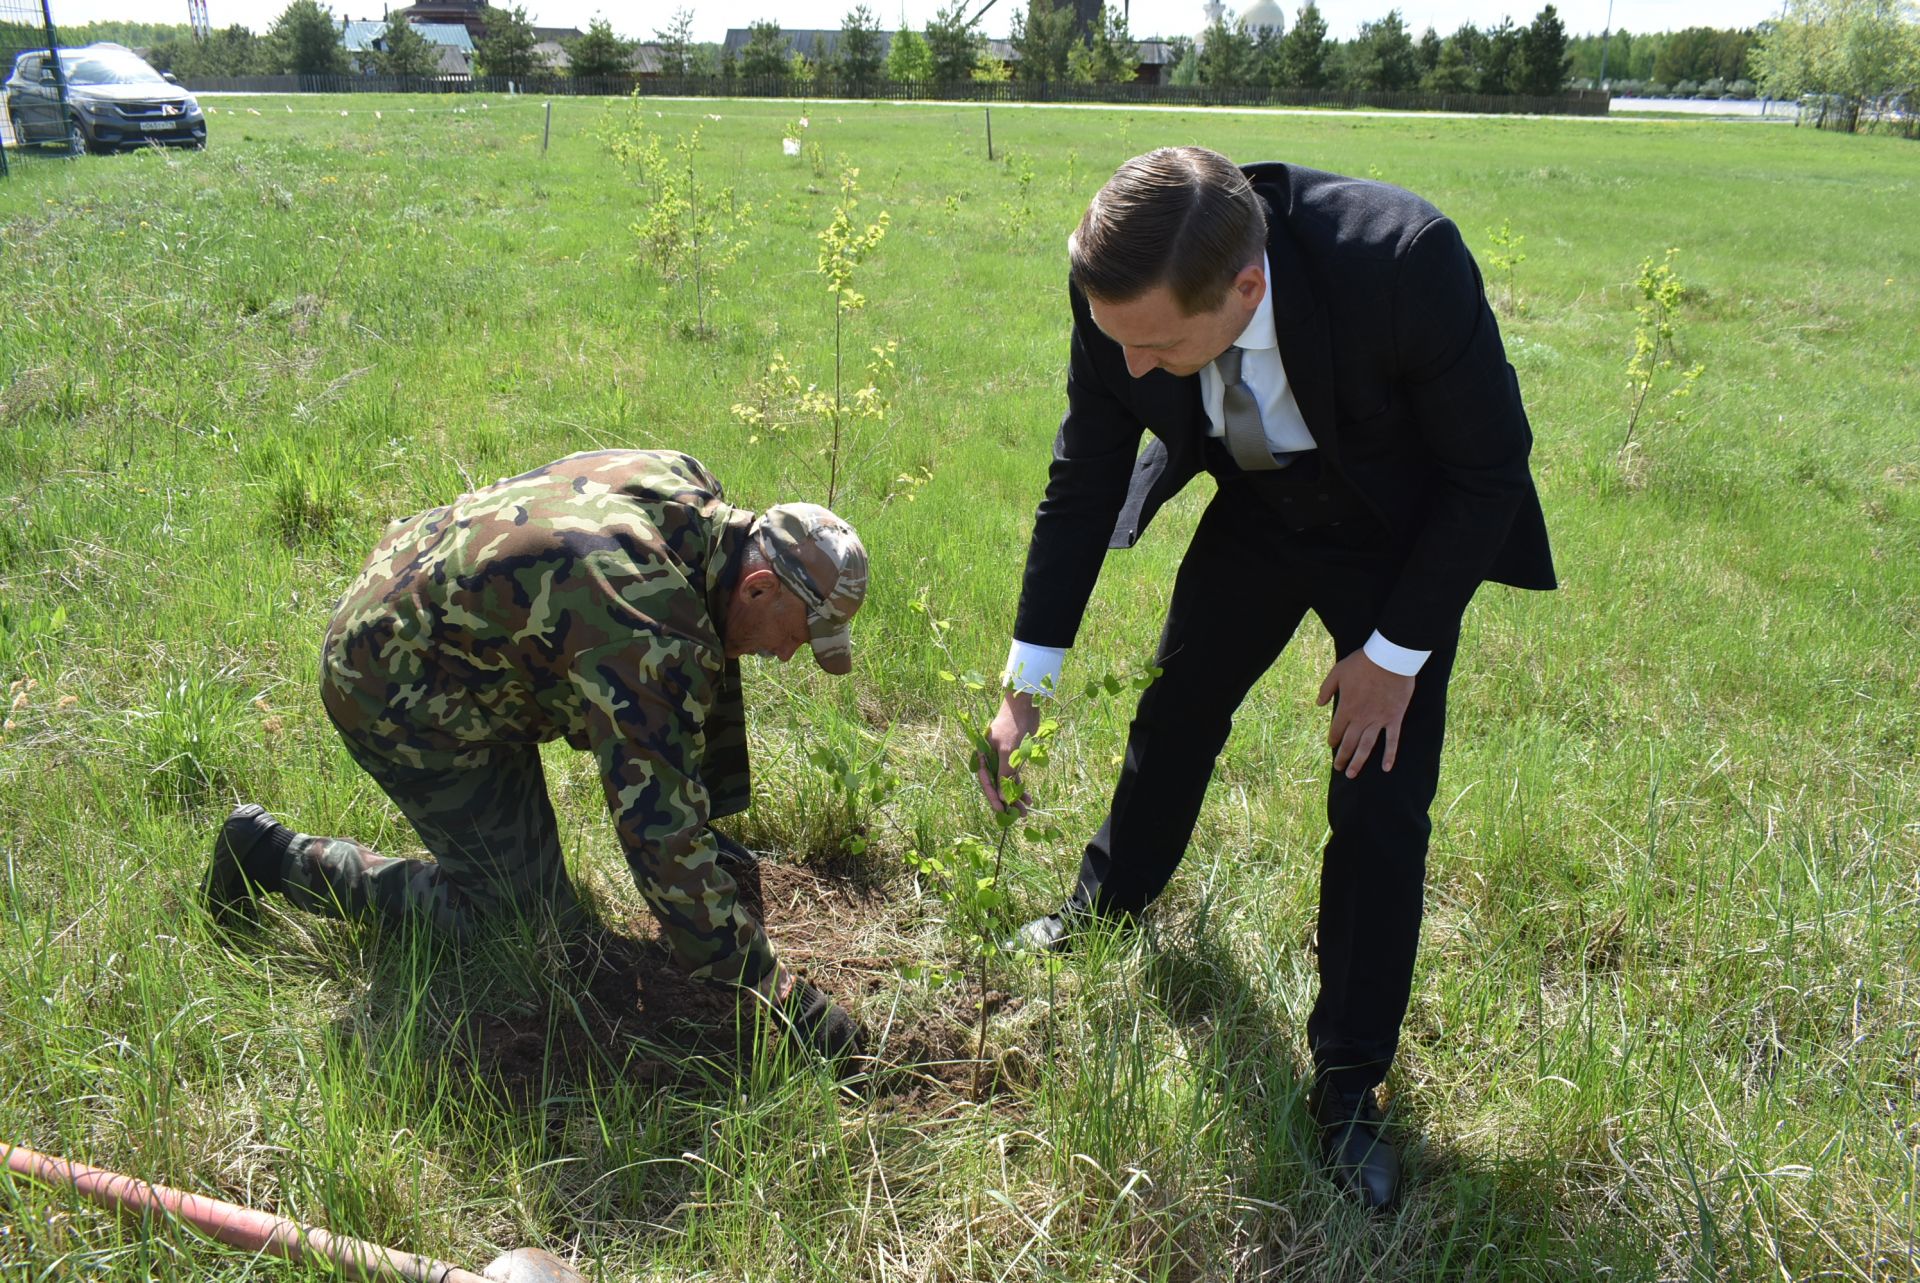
[277,713,779,993]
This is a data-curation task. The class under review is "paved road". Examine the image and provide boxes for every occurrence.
[1611,96,1798,118]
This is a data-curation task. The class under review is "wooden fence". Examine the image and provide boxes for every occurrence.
[177,72,1612,118]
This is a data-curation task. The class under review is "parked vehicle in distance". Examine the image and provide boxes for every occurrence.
[5,43,206,153]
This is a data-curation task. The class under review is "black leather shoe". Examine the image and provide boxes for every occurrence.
[203,803,282,923]
[1308,1082,1400,1211]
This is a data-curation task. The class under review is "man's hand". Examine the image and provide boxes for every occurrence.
[976,691,1041,812]
[1316,650,1416,779]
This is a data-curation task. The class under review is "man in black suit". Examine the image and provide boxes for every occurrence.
[979,147,1555,1209]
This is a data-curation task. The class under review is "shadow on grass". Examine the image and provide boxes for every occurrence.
[1126,915,1663,1280]
[326,854,986,1114]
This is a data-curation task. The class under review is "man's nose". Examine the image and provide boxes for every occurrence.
[1122,347,1158,378]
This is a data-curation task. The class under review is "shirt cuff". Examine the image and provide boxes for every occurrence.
[1363,631,1430,677]
[1003,639,1066,697]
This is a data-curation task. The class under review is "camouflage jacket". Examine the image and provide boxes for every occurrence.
[320,450,754,878]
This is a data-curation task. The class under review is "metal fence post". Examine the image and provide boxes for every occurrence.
[38,0,77,156]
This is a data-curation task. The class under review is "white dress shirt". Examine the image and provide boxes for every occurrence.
[1005,258,1431,696]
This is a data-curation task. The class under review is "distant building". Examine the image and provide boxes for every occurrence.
[390,0,485,40]
[1240,0,1285,36]
[1196,0,1282,50]
[529,25,583,73]
[720,27,1019,71]
[339,17,475,76]
[1132,39,1179,84]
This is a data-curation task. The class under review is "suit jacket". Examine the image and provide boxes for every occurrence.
[1012,162,1557,655]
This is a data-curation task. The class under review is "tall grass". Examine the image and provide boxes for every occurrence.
[1,97,1915,1279]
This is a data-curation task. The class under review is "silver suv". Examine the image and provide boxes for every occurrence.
[5,43,206,153]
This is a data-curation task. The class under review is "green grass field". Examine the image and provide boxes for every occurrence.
[1,94,1916,1281]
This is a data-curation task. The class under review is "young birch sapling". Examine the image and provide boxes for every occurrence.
[603,108,752,339]
[733,167,899,511]
[1485,218,1526,316]
[908,588,1063,1096]
[1622,247,1705,455]
[907,589,1160,1096]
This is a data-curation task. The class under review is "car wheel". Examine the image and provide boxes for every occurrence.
[64,115,86,155]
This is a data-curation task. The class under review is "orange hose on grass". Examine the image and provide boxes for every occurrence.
[2,1141,491,1283]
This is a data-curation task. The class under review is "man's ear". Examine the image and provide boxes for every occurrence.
[1230,260,1265,308]
[738,567,782,601]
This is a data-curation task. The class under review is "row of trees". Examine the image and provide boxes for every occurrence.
[1564,27,1756,86]
[126,1,632,80]
[1752,0,1919,128]
[1161,4,1574,95]
[656,3,1581,96]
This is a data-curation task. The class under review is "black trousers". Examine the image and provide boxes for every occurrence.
[1070,483,1459,1096]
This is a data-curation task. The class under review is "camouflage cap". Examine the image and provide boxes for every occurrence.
[752,503,868,675]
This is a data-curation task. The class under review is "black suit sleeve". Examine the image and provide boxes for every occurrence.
[1010,282,1146,649]
[1375,216,1537,651]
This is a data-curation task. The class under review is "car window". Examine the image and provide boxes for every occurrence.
[14,54,41,80]
[60,51,167,86]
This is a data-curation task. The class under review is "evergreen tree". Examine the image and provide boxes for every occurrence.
[739,19,791,77]
[1251,24,1287,85]
[838,5,886,89]
[1198,18,1257,86]
[1350,9,1420,89]
[887,24,934,79]
[1479,16,1520,92]
[1514,4,1572,94]
[565,18,630,77]
[1011,0,1079,84]
[268,0,347,75]
[925,2,983,83]
[1416,25,1442,74]
[1070,5,1137,83]
[1423,32,1476,90]
[476,5,540,78]
[378,18,441,77]
[653,8,695,76]
[1281,2,1331,87]
[1166,36,1201,84]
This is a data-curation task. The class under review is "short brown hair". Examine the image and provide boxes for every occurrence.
[1068,147,1267,315]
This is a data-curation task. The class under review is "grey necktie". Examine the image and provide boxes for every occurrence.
[1215,345,1285,472]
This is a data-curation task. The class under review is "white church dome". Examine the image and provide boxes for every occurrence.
[1240,0,1285,34]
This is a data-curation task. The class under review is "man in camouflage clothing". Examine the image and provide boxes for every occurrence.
[205,449,868,1056]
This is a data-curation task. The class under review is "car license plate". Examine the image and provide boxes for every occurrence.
[139,121,174,132]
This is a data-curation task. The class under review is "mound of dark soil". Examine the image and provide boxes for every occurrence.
[456,861,1008,1102]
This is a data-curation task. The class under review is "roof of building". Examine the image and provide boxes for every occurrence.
[339,19,475,53]
[720,28,875,61]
